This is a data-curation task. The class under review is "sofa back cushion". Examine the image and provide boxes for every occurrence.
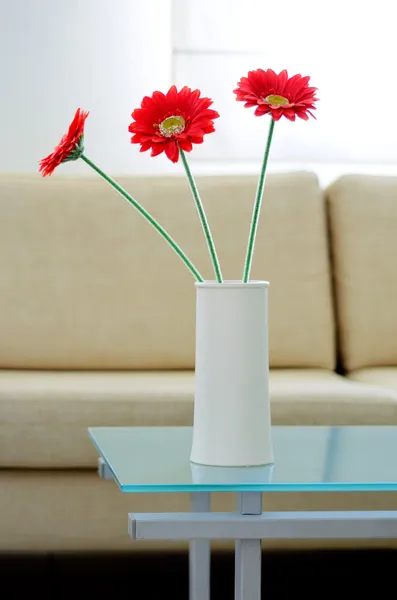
[0,172,335,369]
[327,175,397,371]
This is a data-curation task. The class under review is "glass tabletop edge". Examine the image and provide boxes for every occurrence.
[118,482,397,493]
[88,428,397,493]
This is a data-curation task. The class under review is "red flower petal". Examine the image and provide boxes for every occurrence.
[178,139,193,153]
[150,143,166,157]
[39,108,89,176]
[164,140,179,162]
[277,69,288,94]
[270,109,285,121]
[139,140,152,152]
[129,86,219,163]
[254,105,270,117]
[234,69,318,122]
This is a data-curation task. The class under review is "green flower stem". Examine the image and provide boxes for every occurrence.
[243,118,275,283]
[80,154,203,282]
[179,148,223,283]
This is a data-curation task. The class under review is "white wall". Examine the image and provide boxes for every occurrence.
[0,0,175,175]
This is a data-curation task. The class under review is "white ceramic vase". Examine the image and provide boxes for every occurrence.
[190,281,274,467]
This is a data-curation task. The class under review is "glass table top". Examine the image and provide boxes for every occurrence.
[88,426,397,493]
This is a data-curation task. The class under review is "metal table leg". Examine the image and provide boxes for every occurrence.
[129,497,397,599]
[235,492,262,600]
[98,457,113,480]
[189,492,211,600]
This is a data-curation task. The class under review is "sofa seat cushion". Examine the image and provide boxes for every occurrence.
[348,367,397,394]
[1,369,397,469]
[269,369,397,426]
[0,370,195,469]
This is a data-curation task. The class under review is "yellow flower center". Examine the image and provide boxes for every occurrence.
[158,115,185,137]
[264,94,289,107]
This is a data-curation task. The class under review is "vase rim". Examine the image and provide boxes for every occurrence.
[195,280,269,288]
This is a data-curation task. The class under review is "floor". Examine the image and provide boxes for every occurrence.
[1,549,396,599]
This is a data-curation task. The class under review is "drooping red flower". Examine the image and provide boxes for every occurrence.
[128,85,219,163]
[234,69,318,121]
[39,108,89,176]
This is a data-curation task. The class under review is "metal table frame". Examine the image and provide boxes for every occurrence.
[98,457,397,600]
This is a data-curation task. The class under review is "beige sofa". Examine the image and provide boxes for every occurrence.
[0,171,397,553]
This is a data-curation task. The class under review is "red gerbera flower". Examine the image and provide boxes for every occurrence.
[39,108,89,176]
[234,69,318,121]
[128,85,219,163]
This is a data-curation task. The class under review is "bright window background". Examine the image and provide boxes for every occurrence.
[173,0,397,182]
[0,0,395,184]
[0,0,173,175]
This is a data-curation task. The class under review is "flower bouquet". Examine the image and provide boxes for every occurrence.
[40,69,318,467]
